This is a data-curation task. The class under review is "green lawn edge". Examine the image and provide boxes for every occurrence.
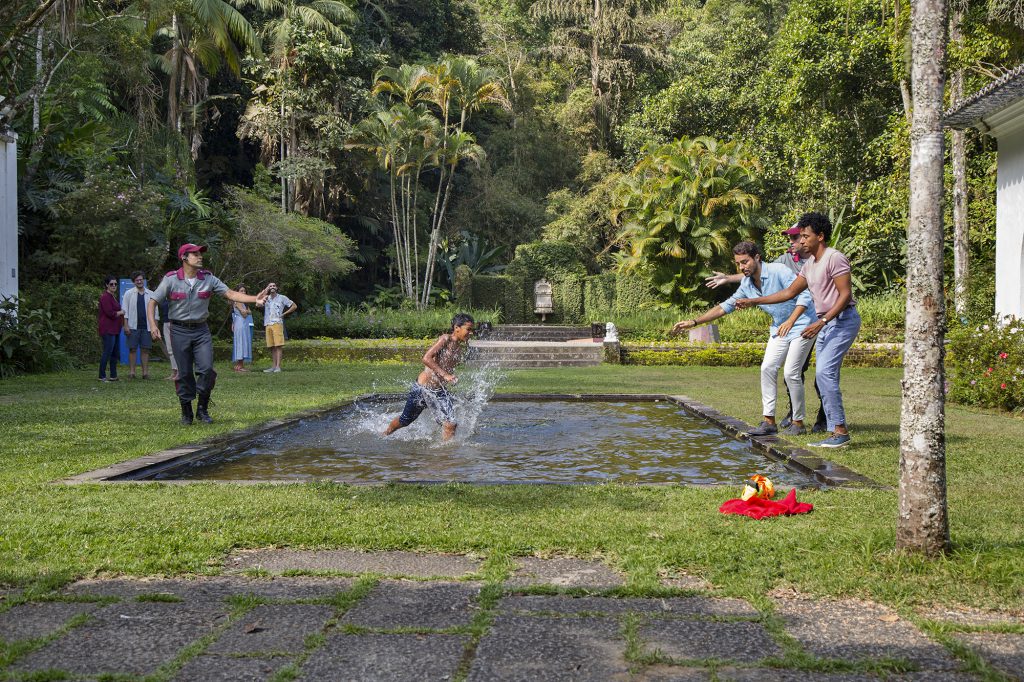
[0,362,1020,612]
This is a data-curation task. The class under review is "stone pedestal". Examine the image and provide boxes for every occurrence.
[688,324,720,343]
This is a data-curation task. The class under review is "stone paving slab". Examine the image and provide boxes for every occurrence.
[227,549,481,577]
[467,614,629,681]
[919,605,1024,627]
[0,601,99,642]
[716,671,981,681]
[716,672,880,682]
[955,632,1024,679]
[634,666,712,681]
[12,601,229,677]
[774,598,959,671]
[505,557,625,589]
[65,576,355,601]
[297,633,469,681]
[171,654,293,681]
[499,595,757,618]
[206,604,335,654]
[638,619,781,663]
[341,580,480,630]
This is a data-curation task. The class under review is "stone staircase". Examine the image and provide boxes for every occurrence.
[481,324,596,342]
[468,325,604,368]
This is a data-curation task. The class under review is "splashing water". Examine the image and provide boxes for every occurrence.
[345,355,508,446]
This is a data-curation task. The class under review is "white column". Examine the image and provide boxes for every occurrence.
[995,131,1024,321]
[0,130,18,305]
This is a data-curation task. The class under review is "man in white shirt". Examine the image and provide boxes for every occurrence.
[121,271,156,379]
[261,283,297,373]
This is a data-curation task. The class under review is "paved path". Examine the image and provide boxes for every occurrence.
[0,553,1020,681]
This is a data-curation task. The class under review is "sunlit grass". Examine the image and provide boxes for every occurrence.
[0,362,1019,612]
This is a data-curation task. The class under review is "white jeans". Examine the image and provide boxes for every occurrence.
[761,332,816,421]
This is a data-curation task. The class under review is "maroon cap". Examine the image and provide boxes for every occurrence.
[177,243,207,259]
[783,224,802,236]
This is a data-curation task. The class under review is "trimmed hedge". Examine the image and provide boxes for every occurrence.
[584,274,616,320]
[623,342,903,368]
[615,275,658,315]
[556,275,585,324]
[504,240,588,283]
[22,281,102,364]
[212,339,429,363]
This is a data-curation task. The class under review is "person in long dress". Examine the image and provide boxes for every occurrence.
[231,285,253,372]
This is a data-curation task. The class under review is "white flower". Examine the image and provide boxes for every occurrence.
[983,325,991,331]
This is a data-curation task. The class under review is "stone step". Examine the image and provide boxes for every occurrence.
[470,354,602,362]
[484,325,595,342]
[466,358,602,368]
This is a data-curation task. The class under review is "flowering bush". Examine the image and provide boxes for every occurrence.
[948,316,1024,411]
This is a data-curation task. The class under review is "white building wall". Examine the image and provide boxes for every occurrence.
[995,131,1024,320]
[0,131,17,303]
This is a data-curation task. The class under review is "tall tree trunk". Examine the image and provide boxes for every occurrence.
[280,87,287,212]
[899,0,950,556]
[950,9,969,319]
[32,28,43,133]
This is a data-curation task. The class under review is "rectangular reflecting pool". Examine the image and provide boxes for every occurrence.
[147,396,816,486]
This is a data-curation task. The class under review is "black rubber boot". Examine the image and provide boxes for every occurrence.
[196,394,213,423]
[180,400,194,425]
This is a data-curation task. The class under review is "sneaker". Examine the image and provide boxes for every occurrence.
[107,376,119,382]
[810,434,851,448]
[782,424,806,436]
[811,421,828,433]
[273,367,282,373]
[98,377,107,382]
[263,368,276,373]
[779,416,793,429]
[747,421,778,436]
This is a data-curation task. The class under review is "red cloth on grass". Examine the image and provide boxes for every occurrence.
[719,488,813,519]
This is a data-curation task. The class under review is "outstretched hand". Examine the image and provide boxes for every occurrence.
[254,285,271,306]
[670,319,695,336]
[704,271,729,289]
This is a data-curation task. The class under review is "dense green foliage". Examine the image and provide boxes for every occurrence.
[3,0,1020,357]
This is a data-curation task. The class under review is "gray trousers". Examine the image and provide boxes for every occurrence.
[170,323,216,402]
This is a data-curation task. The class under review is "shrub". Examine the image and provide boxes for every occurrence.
[948,316,1024,411]
[505,241,588,283]
[0,299,75,377]
[284,306,503,340]
[584,274,616,320]
[21,281,99,363]
[614,274,657,315]
[556,275,585,323]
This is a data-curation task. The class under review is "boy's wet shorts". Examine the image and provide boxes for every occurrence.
[398,383,456,426]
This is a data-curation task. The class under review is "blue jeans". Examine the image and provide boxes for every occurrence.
[99,334,118,379]
[814,307,861,431]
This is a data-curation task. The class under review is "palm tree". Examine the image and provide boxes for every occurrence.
[529,0,659,150]
[612,137,764,304]
[249,0,355,211]
[899,0,950,556]
[151,0,260,159]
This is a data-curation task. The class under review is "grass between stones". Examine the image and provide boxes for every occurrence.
[0,363,1021,614]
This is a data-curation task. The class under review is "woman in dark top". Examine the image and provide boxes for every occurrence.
[97,276,124,381]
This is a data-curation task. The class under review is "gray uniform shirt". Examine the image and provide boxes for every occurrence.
[774,251,804,276]
[151,268,229,322]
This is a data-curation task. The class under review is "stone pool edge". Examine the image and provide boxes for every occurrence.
[58,393,882,488]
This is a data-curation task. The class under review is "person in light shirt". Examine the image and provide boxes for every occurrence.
[735,212,860,448]
[672,242,816,437]
[260,282,297,373]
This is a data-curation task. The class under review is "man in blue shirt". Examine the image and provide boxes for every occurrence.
[672,241,817,436]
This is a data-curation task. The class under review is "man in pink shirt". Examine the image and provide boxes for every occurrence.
[736,212,860,447]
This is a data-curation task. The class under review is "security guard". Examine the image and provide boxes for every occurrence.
[147,244,268,424]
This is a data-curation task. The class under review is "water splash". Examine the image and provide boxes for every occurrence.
[344,355,508,446]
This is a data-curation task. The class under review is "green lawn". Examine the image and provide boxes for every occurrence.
[0,362,1020,613]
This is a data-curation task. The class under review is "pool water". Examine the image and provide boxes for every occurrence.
[155,399,813,486]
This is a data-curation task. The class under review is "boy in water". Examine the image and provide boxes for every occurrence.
[383,313,475,441]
